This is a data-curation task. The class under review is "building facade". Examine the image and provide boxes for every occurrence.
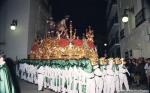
[118,0,150,58]
[0,0,52,60]
[107,0,150,58]
[106,0,121,57]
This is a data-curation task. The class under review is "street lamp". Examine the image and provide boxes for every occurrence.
[122,8,134,23]
[104,43,107,47]
[10,19,17,31]
[122,14,128,23]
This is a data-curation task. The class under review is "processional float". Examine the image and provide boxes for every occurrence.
[29,16,98,65]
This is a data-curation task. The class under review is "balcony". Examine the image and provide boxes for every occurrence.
[135,8,145,27]
[106,0,117,20]
[108,35,120,57]
[109,37,119,47]
[0,42,5,45]
[120,29,125,39]
[109,31,119,47]
[108,15,119,32]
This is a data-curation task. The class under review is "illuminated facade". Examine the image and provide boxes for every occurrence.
[106,0,120,57]
[107,0,150,58]
[0,0,52,59]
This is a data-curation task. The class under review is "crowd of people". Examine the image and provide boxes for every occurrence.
[1,52,150,93]
[125,57,150,88]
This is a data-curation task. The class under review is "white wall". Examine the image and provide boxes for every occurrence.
[0,1,7,53]
[5,0,30,59]
[119,0,150,58]
[120,21,150,58]
[27,0,50,54]
[0,0,52,60]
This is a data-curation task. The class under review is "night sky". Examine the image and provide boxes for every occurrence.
[51,0,107,56]
[0,0,107,56]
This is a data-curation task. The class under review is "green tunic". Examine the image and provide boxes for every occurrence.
[0,63,15,93]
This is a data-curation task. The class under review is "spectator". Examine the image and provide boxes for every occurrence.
[126,58,134,85]
[144,58,150,87]
[134,60,140,86]
[138,57,146,85]
[131,58,137,84]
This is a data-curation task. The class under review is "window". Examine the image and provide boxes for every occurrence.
[135,8,145,27]
[129,50,132,57]
[125,51,129,59]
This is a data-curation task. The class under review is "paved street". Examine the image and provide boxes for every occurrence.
[19,79,149,93]
[19,79,55,93]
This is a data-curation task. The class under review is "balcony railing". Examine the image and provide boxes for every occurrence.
[0,42,5,45]
[109,32,119,48]
[107,0,117,17]
[135,8,145,27]
[120,29,125,39]
[108,14,118,32]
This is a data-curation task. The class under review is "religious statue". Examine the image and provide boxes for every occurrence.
[46,17,56,32]
[56,15,69,38]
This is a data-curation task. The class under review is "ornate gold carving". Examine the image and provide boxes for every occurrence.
[29,16,98,65]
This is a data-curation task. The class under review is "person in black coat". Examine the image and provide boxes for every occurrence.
[5,57,20,93]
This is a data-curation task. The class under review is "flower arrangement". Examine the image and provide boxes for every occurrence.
[87,41,95,48]
[73,39,83,47]
[58,38,69,47]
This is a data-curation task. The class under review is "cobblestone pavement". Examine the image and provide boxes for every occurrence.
[19,79,149,93]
